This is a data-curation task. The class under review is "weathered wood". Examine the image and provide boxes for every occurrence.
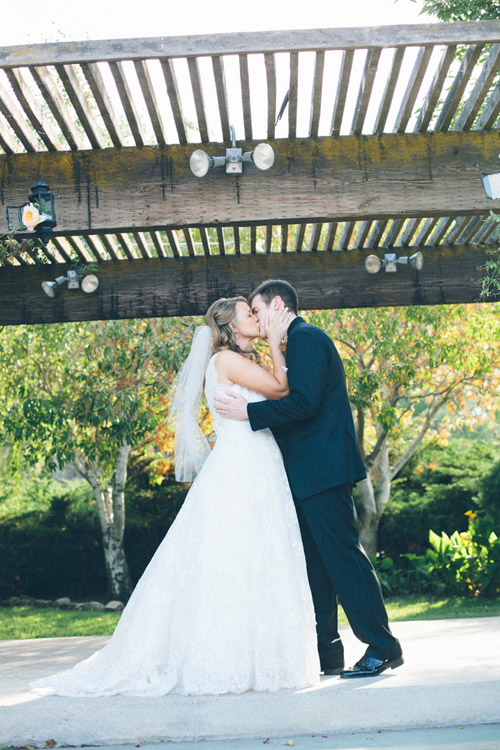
[1,244,494,326]
[31,65,87,151]
[187,57,209,143]
[351,48,381,136]
[309,50,325,138]
[5,68,62,151]
[330,49,353,136]
[264,53,276,139]
[393,46,433,133]
[3,24,500,69]
[434,45,483,132]
[3,131,500,234]
[55,64,106,149]
[212,56,231,143]
[373,47,405,135]
[239,54,252,141]
[454,43,500,131]
[108,61,146,147]
[414,45,457,133]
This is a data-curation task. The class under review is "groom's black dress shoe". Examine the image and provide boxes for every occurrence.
[340,654,404,678]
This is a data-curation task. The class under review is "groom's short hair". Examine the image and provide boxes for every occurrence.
[249,279,299,315]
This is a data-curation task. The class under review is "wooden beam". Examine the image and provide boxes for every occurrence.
[2,23,500,68]
[0,244,494,326]
[2,131,500,234]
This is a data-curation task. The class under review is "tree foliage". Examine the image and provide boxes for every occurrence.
[306,303,500,555]
[0,318,196,599]
[411,0,500,21]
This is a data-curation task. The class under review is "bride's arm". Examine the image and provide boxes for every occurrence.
[215,308,291,399]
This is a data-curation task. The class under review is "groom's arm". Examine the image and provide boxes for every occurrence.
[248,329,328,431]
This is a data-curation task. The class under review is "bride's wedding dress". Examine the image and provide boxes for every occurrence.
[31,355,320,697]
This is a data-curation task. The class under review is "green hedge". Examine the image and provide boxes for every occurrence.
[0,473,188,601]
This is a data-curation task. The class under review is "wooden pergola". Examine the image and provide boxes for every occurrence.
[1,21,500,324]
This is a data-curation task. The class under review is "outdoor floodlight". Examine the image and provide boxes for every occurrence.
[481,172,500,200]
[41,270,99,297]
[190,126,275,178]
[365,251,423,274]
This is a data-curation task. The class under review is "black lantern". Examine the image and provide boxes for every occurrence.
[28,178,57,244]
[6,177,57,245]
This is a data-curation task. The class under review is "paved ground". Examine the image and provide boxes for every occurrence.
[82,725,500,750]
[1,618,500,747]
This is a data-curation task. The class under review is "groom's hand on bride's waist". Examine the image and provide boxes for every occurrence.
[214,392,249,420]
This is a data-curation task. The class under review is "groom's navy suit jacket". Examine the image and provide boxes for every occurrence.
[247,317,366,500]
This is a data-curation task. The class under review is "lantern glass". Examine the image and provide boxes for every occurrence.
[6,206,25,232]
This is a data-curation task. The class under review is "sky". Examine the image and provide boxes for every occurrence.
[0,0,434,46]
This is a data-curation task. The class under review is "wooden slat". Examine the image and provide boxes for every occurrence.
[366,219,388,248]
[239,54,252,141]
[294,223,306,252]
[117,232,139,260]
[98,233,121,261]
[324,222,337,250]
[309,222,322,250]
[309,50,325,138]
[414,45,457,132]
[165,229,181,257]
[382,218,404,247]
[65,235,94,263]
[233,225,241,255]
[212,56,231,143]
[399,218,420,246]
[55,63,106,149]
[4,68,62,151]
[280,224,289,253]
[330,49,354,136]
[265,224,272,253]
[80,63,125,148]
[351,48,382,136]
[339,221,355,248]
[31,65,87,150]
[216,225,226,255]
[182,228,195,257]
[353,220,372,248]
[373,47,405,135]
[50,236,74,263]
[393,46,433,133]
[4,24,500,68]
[457,214,483,242]
[0,76,41,151]
[264,53,276,139]
[414,216,439,245]
[288,52,299,139]
[434,45,483,132]
[150,230,167,258]
[427,216,454,245]
[132,231,153,259]
[474,81,500,130]
[0,114,22,153]
[80,233,107,262]
[160,59,188,145]
[477,217,498,242]
[134,59,167,146]
[187,57,209,143]
[250,225,257,254]
[454,43,500,131]
[108,61,146,146]
[198,227,211,256]
[445,216,472,244]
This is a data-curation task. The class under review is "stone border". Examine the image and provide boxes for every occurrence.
[0,595,124,611]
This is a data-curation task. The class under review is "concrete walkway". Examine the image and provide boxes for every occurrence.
[1,617,500,747]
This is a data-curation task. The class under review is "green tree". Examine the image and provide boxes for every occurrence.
[0,318,193,600]
[410,0,500,21]
[306,304,500,557]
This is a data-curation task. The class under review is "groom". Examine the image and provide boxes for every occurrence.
[214,279,403,678]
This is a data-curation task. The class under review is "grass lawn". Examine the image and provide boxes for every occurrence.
[0,595,499,640]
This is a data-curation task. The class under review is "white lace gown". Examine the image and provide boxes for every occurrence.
[31,355,320,697]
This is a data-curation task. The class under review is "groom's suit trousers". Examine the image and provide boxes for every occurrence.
[294,483,398,664]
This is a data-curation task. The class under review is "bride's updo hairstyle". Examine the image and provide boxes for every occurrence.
[206,296,259,362]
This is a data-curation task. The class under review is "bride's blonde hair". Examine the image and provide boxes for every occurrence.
[206,296,259,362]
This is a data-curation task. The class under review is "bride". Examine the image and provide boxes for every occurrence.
[31,297,320,697]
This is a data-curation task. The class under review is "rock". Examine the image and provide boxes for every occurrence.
[19,595,36,605]
[35,599,53,608]
[104,600,124,611]
[89,601,105,611]
[5,596,21,606]
[54,597,71,607]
